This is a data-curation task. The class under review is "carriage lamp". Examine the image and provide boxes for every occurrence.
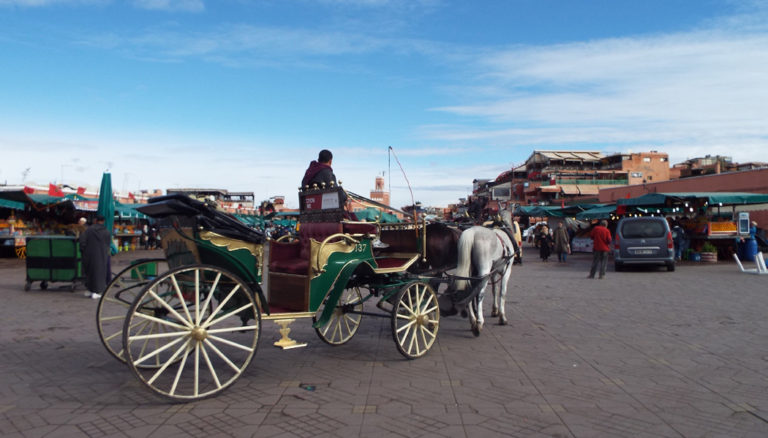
[321,182,326,188]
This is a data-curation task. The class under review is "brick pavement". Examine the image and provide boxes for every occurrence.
[1,247,767,437]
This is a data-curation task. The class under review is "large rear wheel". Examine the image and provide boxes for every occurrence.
[97,259,168,364]
[122,265,260,401]
[391,281,439,359]
[313,286,363,345]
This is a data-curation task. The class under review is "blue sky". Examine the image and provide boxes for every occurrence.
[1,0,767,208]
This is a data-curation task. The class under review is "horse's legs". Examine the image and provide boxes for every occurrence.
[472,275,489,335]
[490,276,499,317]
[498,265,512,325]
[468,296,479,337]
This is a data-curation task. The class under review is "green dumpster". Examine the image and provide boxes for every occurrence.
[24,236,82,291]
[129,259,158,280]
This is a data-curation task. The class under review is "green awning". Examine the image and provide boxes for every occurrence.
[575,205,616,220]
[115,202,148,219]
[354,207,401,223]
[617,192,768,207]
[0,198,25,210]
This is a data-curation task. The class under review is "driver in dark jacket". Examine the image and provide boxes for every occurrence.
[302,149,337,188]
[302,149,347,203]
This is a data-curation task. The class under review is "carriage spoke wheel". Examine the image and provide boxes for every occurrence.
[313,287,363,345]
[391,281,439,359]
[122,265,260,401]
[97,259,168,365]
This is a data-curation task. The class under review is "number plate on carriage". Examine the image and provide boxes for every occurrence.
[633,249,655,255]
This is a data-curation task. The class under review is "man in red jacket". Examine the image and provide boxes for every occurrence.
[588,219,612,279]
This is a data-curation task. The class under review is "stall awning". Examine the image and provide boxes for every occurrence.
[0,198,25,210]
[560,185,580,195]
[575,205,616,220]
[576,185,600,196]
[617,192,768,207]
[540,185,560,193]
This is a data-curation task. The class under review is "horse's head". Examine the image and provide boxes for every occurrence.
[499,209,514,229]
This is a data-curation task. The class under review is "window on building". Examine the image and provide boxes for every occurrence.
[643,157,651,162]
[660,157,668,162]
[631,172,643,178]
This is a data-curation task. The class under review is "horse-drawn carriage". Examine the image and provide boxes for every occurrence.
[96,185,517,401]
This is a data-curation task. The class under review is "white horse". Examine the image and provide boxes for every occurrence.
[454,210,516,336]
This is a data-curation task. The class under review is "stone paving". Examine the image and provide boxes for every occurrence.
[1,247,767,437]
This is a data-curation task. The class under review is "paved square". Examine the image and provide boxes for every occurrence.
[1,248,767,437]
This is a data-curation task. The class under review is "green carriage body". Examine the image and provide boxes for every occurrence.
[140,190,428,321]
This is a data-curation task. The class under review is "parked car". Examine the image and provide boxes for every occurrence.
[613,216,675,271]
[523,222,548,243]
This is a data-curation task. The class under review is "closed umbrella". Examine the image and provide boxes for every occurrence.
[96,172,114,233]
[96,172,117,256]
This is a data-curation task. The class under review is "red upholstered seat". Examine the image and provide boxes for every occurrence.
[375,257,410,269]
[268,222,342,275]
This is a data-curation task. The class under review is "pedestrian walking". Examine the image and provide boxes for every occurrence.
[79,215,111,299]
[536,226,553,262]
[588,220,612,279]
[553,222,570,262]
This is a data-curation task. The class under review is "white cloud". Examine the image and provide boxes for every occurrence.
[131,0,204,12]
[429,27,768,167]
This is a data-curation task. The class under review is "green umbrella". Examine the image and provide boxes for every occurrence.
[97,172,115,234]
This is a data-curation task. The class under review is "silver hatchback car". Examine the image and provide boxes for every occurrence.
[613,217,675,272]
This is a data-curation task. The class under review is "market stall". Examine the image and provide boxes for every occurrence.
[616,192,768,259]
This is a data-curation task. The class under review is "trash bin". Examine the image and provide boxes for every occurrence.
[741,239,758,262]
[25,236,81,291]
[129,259,158,280]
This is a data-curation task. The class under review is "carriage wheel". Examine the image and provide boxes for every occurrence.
[122,265,260,401]
[313,287,363,345]
[96,259,168,365]
[391,281,439,359]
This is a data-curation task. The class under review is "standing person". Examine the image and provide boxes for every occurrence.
[671,221,686,261]
[79,215,111,299]
[536,225,553,262]
[141,223,150,250]
[588,220,613,279]
[553,222,570,263]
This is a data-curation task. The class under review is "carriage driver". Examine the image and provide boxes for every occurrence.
[303,150,345,196]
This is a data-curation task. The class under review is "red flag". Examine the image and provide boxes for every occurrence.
[48,183,64,197]
[128,192,135,200]
[77,187,86,195]
[23,186,35,194]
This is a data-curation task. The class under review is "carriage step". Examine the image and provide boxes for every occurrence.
[272,319,308,349]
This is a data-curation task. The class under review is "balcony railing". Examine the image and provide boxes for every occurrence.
[541,179,628,186]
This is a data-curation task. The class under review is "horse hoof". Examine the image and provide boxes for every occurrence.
[471,324,481,337]
[491,308,499,317]
[499,317,508,326]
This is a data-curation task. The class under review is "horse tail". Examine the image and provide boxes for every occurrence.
[454,228,474,291]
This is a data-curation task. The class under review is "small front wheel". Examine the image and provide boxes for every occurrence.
[391,281,439,359]
[313,287,363,345]
[40,281,48,290]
